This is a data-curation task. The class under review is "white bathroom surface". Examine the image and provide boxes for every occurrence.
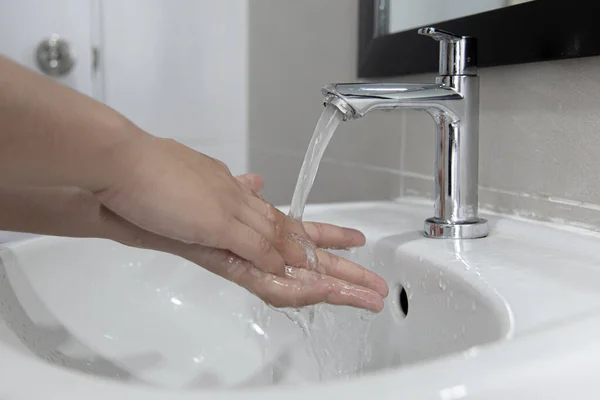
[1,199,600,399]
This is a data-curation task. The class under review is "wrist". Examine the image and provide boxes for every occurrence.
[86,116,151,192]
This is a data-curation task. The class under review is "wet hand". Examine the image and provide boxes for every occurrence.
[100,170,387,311]
[191,240,388,312]
[154,223,387,312]
[96,137,319,277]
[234,173,389,308]
[99,200,387,312]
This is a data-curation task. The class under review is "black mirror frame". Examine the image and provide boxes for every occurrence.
[359,0,600,78]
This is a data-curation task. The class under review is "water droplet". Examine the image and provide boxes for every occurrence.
[438,280,447,290]
[406,281,411,289]
[193,355,205,364]
[464,347,479,358]
[471,302,477,312]
[170,297,182,306]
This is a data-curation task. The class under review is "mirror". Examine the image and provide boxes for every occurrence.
[386,0,535,35]
[359,0,600,78]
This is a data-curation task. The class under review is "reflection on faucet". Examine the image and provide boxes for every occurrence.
[323,27,488,239]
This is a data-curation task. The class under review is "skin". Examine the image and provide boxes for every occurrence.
[0,56,388,311]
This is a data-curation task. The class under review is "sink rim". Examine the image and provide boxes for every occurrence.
[3,199,600,398]
[3,299,600,400]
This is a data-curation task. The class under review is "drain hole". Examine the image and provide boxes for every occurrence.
[399,285,409,317]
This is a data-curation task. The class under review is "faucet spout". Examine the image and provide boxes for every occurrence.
[319,28,488,239]
[322,83,462,120]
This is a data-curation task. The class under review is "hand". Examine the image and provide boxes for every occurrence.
[105,171,388,311]
[0,181,388,311]
[96,137,315,276]
[179,224,388,311]
[105,203,388,312]
[232,173,389,310]
[0,56,388,310]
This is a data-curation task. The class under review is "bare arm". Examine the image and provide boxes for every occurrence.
[0,186,387,311]
[0,56,304,275]
[0,55,136,190]
[0,56,389,310]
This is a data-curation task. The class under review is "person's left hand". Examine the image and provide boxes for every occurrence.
[232,173,389,307]
[106,173,388,311]
[104,199,388,311]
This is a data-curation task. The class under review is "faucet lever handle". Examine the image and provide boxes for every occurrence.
[418,27,462,43]
[418,26,477,76]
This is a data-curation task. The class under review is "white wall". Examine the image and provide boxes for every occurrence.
[249,0,404,206]
[101,0,248,175]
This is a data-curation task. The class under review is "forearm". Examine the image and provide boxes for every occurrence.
[0,187,295,272]
[0,187,387,311]
[0,185,194,255]
[0,186,119,238]
[0,56,144,190]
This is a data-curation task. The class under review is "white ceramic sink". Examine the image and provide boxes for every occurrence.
[3,199,600,399]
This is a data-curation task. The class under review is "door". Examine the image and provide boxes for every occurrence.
[0,0,98,97]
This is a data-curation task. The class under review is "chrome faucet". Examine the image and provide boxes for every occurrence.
[322,27,488,239]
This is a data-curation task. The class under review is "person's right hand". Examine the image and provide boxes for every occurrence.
[0,179,388,311]
[96,135,317,277]
[97,198,387,312]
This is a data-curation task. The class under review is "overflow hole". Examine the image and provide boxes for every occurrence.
[399,285,409,317]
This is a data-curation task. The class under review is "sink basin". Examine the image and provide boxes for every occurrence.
[2,199,600,399]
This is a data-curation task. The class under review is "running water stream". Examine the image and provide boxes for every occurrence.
[257,105,375,381]
[289,105,343,219]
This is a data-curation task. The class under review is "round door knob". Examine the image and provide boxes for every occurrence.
[35,34,75,77]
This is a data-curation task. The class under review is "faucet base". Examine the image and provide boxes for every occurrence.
[424,218,489,239]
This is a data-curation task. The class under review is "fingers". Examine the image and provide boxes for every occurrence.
[235,206,288,261]
[237,187,371,289]
[243,192,276,220]
[303,222,366,249]
[316,249,388,298]
[238,196,316,270]
[225,262,384,312]
[235,173,264,193]
[182,241,385,312]
[222,220,286,276]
